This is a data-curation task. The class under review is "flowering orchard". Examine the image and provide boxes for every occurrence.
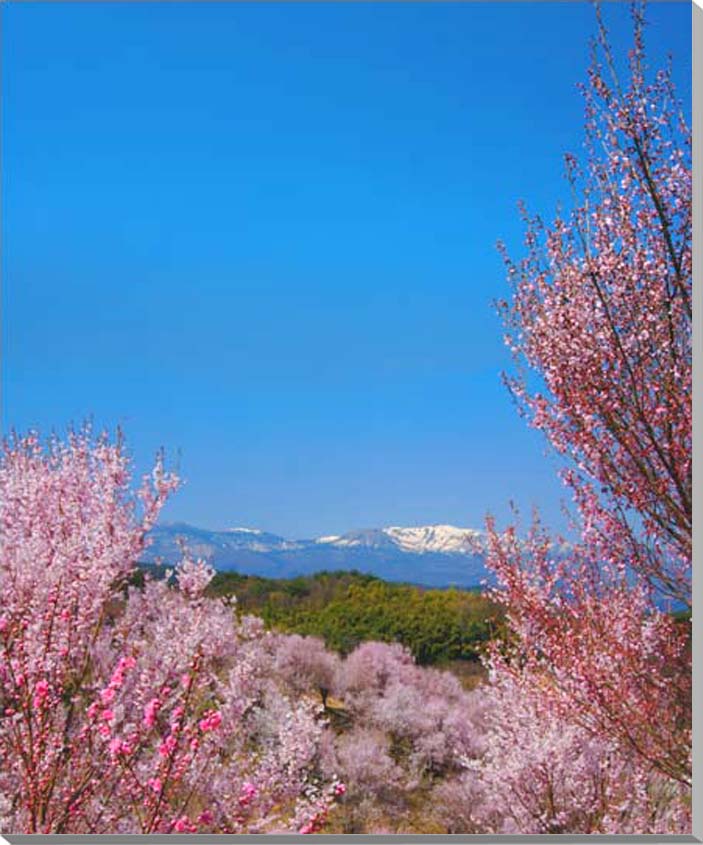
[0,420,691,833]
[481,2,691,833]
[0,431,485,835]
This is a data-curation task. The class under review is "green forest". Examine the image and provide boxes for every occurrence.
[205,569,504,665]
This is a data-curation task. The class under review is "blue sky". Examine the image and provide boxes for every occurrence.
[2,2,691,538]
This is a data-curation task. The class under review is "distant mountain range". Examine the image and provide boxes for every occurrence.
[144,523,492,588]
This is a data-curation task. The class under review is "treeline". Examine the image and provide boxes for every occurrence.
[206,569,504,665]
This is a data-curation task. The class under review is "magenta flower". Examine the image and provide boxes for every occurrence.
[143,698,161,729]
[198,711,222,733]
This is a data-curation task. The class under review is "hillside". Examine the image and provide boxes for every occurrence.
[206,569,505,666]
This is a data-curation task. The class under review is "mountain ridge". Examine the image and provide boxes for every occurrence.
[144,522,491,588]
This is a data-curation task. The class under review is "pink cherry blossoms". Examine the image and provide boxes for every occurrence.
[482,1,691,833]
[0,428,340,834]
[496,1,691,608]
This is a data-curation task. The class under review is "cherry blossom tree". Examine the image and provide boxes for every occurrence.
[272,633,341,708]
[478,516,691,831]
[327,641,487,832]
[0,428,340,834]
[470,663,690,834]
[497,1,691,607]
[480,2,691,833]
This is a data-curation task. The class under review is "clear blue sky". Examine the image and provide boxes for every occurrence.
[2,2,691,538]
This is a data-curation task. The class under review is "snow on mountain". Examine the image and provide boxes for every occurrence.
[316,524,484,554]
[386,524,482,554]
[225,527,263,534]
[149,523,304,555]
[145,522,491,588]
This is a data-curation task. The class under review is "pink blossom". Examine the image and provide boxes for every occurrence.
[143,697,160,729]
[108,737,123,756]
[158,735,177,757]
[100,688,115,705]
[173,816,192,833]
[33,680,50,708]
[238,782,257,806]
[198,711,222,733]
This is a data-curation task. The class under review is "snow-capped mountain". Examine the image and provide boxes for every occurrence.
[317,524,483,555]
[144,523,490,588]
